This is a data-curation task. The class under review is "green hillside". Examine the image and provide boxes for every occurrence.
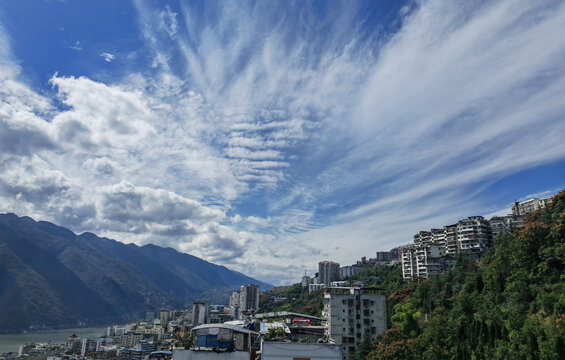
[260,190,565,359]
[368,190,565,359]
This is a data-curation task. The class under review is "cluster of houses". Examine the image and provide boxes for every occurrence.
[398,196,552,280]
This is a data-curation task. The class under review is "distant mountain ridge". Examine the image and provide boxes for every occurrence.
[0,213,271,333]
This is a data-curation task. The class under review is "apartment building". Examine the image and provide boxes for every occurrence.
[456,216,492,255]
[489,214,524,238]
[443,224,458,255]
[322,287,386,360]
[512,196,553,216]
[339,265,361,280]
[401,244,449,280]
[413,231,432,245]
[240,284,260,314]
[192,301,209,325]
[319,261,340,286]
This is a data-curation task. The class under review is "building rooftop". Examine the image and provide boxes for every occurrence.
[254,311,324,322]
[190,323,257,335]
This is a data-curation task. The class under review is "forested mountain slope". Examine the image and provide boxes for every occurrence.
[0,214,270,333]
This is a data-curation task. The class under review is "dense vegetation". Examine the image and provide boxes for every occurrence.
[259,283,324,317]
[368,190,565,359]
[261,191,565,359]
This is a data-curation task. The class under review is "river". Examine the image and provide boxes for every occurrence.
[0,327,108,354]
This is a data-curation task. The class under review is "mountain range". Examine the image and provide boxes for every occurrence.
[0,213,271,333]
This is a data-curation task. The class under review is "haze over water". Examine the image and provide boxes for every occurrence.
[0,327,107,354]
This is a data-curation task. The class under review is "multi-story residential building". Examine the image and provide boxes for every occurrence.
[192,301,209,325]
[322,287,386,360]
[375,251,390,264]
[456,216,493,255]
[120,333,143,348]
[240,284,260,314]
[208,304,233,324]
[401,244,448,280]
[443,224,458,255]
[66,334,82,354]
[309,283,326,293]
[230,290,240,307]
[81,338,100,356]
[489,215,524,238]
[430,228,445,245]
[319,261,340,286]
[229,298,241,321]
[413,231,432,245]
[339,265,361,280]
[512,196,553,216]
[159,309,171,324]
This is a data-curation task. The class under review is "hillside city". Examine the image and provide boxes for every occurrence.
[1,193,559,360]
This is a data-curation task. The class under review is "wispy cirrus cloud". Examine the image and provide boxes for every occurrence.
[1,0,565,284]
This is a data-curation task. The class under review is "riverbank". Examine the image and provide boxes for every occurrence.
[0,327,107,354]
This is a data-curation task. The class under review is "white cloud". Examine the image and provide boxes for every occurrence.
[70,40,82,51]
[1,0,565,285]
[159,5,178,38]
[99,52,115,62]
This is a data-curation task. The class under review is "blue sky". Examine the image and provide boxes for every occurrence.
[1,0,564,285]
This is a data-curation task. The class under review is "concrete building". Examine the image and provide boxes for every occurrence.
[456,216,492,255]
[208,305,233,324]
[443,224,458,255]
[375,251,390,265]
[339,265,360,280]
[159,310,171,324]
[401,244,449,280]
[309,283,326,293]
[229,291,241,320]
[240,284,260,315]
[413,231,432,245]
[489,215,524,239]
[192,302,210,325]
[322,287,386,360]
[171,324,259,360]
[512,196,553,216]
[120,333,143,348]
[319,261,340,286]
[66,334,82,354]
[430,228,445,245]
[81,338,100,356]
[301,275,311,287]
